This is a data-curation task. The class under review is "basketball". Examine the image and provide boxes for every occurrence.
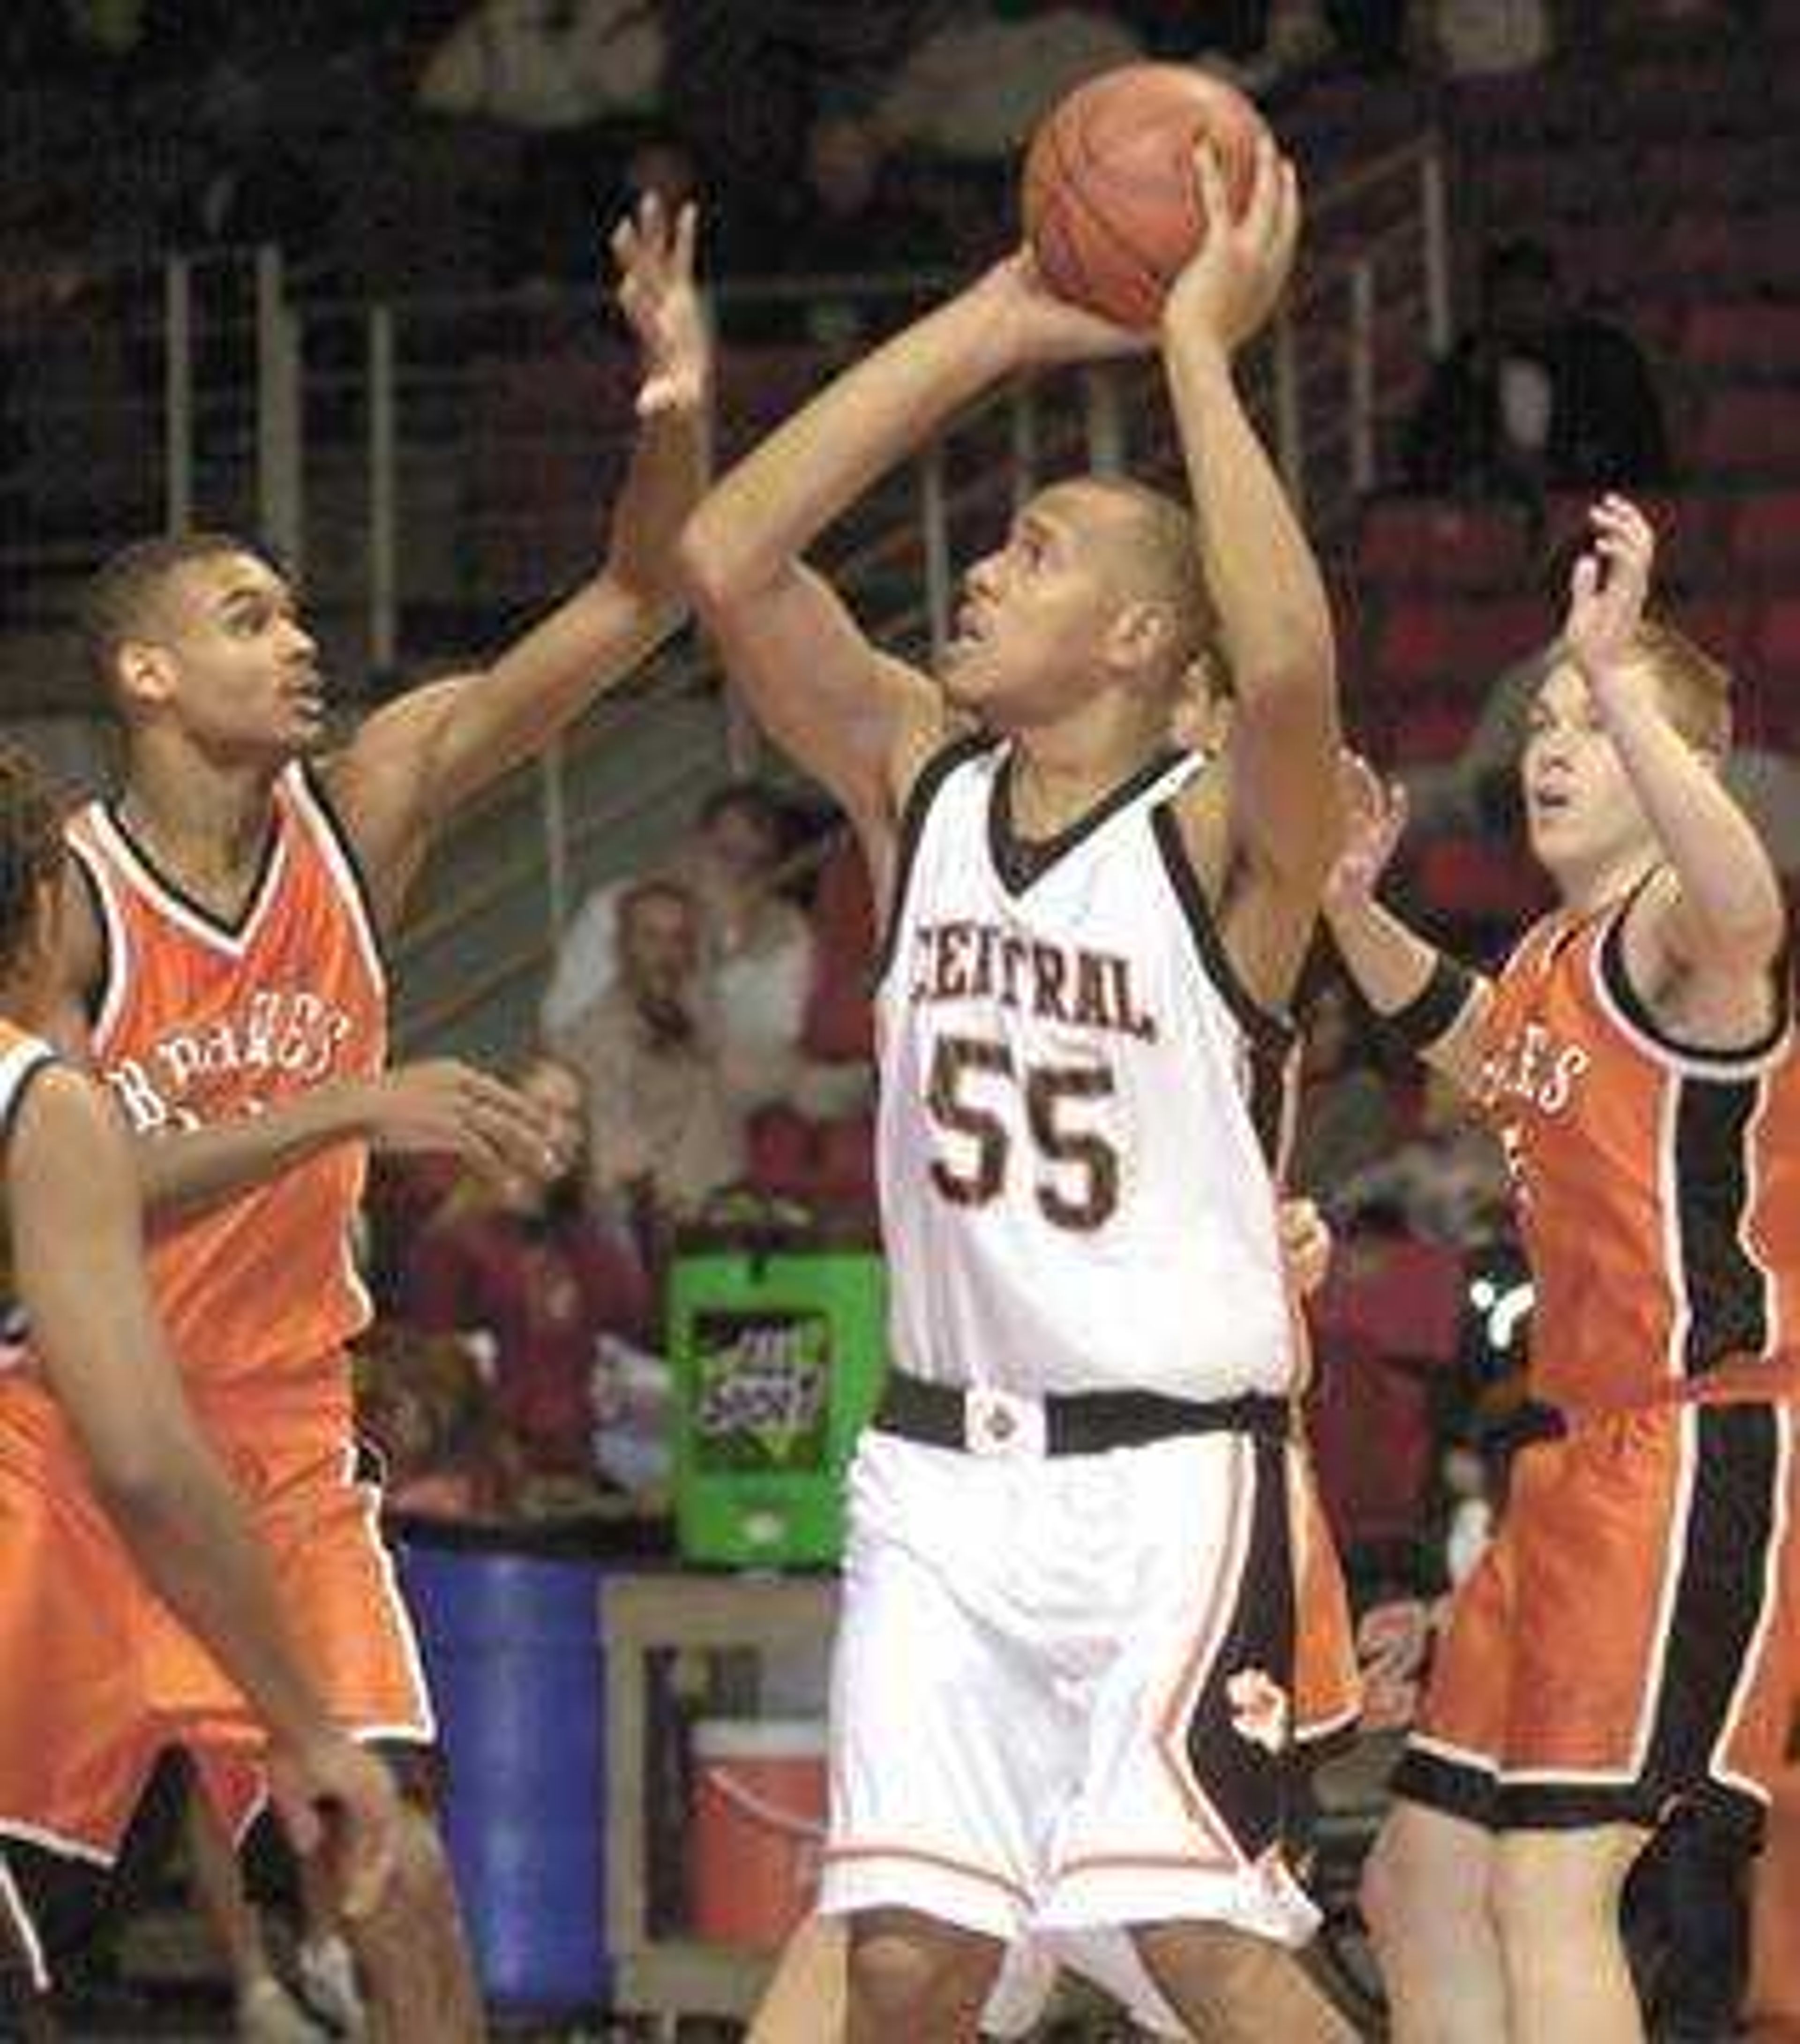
[1022,63,1270,330]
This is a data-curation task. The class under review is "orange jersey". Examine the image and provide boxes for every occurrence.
[1476,894,1800,1414]
[65,764,385,1402]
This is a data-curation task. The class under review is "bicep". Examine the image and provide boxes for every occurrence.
[699,564,944,830]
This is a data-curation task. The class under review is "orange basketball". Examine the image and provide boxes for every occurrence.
[1022,63,1270,330]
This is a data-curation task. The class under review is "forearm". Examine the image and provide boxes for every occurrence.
[135,1082,374,1217]
[1163,334,1334,714]
[1325,894,1444,1016]
[1590,668,1785,955]
[606,391,710,614]
[683,281,1019,595]
[101,1435,326,1752]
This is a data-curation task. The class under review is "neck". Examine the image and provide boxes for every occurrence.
[1554,842,1659,917]
[120,740,282,886]
[1009,706,1167,836]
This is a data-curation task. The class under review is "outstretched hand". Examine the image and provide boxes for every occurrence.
[978,247,1157,373]
[1324,751,1408,913]
[1565,494,1655,681]
[612,194,709,419]
[1164,134,1300,355]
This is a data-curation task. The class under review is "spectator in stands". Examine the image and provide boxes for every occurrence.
[553,876,746,1248]
[873,1,1142,163]
[1403,238,1671,502]
[398,1050,655,1491]
[544,779,811,1066]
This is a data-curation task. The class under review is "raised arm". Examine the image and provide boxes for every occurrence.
[1570,497,1786,991]
[676,257,1145,850]
[1323,753,1492,1093]
[1162,140,1342,1001]
[325,197,712,925]
[11,1066,399,1913]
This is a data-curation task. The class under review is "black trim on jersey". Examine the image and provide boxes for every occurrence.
[0,1050,60,1149]
[298,759,390,956]
[63,840,113,1028]
[1640,1402,1782,1804]
[988,743,1184,896]
[868,731,997,991]
[1674,1075,1775,1378]
[1181,1435,1297,1866]
[1149,802,1295,1061]
[1389,1745,1500,1830]
[103,798,283,943]
[1600,901,1791,1066]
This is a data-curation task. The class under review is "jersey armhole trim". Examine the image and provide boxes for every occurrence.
[1599,895,1792,1075]
[867,730,999,994]
[292,761,390,997]
[1150,801,1295,1057]
[63,840,114,1031]
[0,1049,62,1152]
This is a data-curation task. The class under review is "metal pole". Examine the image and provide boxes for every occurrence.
[255,245,302,569]
[163,255,193,532]
[1421,146,1452,358]
[1082,366,1125,475]
[1349,260,1376,495]
[368,305,398,673]
[919,442,952,662]
[1273,312,1306,513]
[1009,380,1039,512]
[541,734,569,940]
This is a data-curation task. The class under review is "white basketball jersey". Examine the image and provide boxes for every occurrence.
[875,737,1300,1401]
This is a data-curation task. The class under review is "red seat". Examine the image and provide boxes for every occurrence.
[1685,304,1800,379]
[1358,499,1531,595]
[1390,698,1476,765]
[1733,493,1800,573]
[1416,835,1549,926]
[802,834,877,1065]
[1755,597,1800,684]
[1372,599,1545,698]
[1695,392,1800,479]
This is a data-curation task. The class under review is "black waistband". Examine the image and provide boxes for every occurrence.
[871,1371,1291,1457]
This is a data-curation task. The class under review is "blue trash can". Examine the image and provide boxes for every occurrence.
[401,1541,607,2013]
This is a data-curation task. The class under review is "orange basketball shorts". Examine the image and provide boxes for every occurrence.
[1392,1399,1796,1839]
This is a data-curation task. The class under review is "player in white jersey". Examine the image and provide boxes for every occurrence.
[681,138,1351,2042]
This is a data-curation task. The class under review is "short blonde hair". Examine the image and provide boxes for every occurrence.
[1636,615,1732,754]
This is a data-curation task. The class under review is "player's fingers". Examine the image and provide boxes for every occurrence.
[673,200,698,276]
[1571,553,1602,606]
[1243,132,1280,244]
[1192,139,1228,227]
[1268,157,1300,269]
[638,189,666,256]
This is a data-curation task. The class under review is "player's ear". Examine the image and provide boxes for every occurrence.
[1106,599,1177,678]
[114,639,179,713]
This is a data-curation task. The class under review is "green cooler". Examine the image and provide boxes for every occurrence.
[668,1228,888,1566]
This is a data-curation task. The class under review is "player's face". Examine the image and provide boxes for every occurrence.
[135,553,325,762]
[940,486,1132,729]
[1522,659,1656,885]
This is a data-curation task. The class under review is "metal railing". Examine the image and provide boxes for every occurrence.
[0,134,1449,1054]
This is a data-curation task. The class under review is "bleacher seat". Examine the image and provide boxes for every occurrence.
[1684,303,1800,380]
[1358,500,1530,595]
[1694,390,1800,479]
[1372,598,1546,699]
[1732,493,1800,574]
[1415,835,1549,926]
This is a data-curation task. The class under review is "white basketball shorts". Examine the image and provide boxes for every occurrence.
[817,1422,1320,1949]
